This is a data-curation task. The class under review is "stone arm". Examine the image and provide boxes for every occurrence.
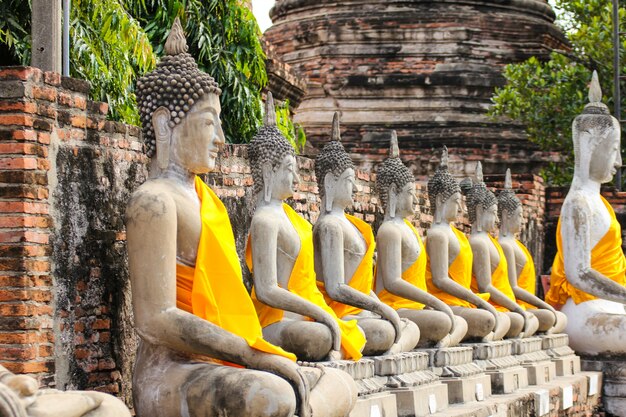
[125,190,311,417]
[315,221,403,344]
[500,240,558,320]
[562,197,626,304]
[250,217,342,354]
[377,225,456,332]
[426,230,500,321]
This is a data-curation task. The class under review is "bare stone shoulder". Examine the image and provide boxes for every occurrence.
[125,180,177,227]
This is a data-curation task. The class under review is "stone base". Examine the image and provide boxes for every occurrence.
[442,373,492,404]
[539,334,581,377]
[392,382,449,417]
[320,358,385,396]
[524,360,556,385]
[350,392,398,417]
[553,355,581,377]
[582,356,626,416]
[487,365,528,394]
[420,347,482,378]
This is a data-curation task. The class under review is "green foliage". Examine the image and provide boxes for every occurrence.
[275,99,306,153]
[490,0,625,185]
[0,0,267,143]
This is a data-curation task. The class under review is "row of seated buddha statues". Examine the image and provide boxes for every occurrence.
[124,19,578,417]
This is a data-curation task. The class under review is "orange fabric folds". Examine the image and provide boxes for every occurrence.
[378,220,428,310]
[547,196,626,306]
[426,226,490,307]
[515,240,537,310]
[175,176,295,362]
[471,235,517,312]
[248,204,366,361]
[317,214,376,318]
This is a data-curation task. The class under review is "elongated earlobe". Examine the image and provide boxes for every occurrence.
[152,107,172,170]
[262,162,273,203]
[388,183,397,218]
[435,194,444,224]
[324,172,336,212]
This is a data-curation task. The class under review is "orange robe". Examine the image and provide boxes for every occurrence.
[175,177,295,362]
[471,235,517,312]
[426,226,490,307]
[317,214,376,318]
[248,204,366,361]
[378,220,428,310]
[515,240,538,310]
[547,196,626,306]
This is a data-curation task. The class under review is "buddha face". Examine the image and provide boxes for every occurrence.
[332,168,357,209]
[589,130,622,184]
[441,191,462,223]
[502,205,523,234]
[477,203,498,233]
[270,154,300,200]
[396,182,418,218]
[169,94,225,174]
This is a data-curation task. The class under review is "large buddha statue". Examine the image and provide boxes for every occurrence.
[425,147,508,341]
[247,100,366,363]
[313,125,419,356]
[374,135,468,347]
[545,71,626,355]
[498,169,567,334]
[462,162,539,339]
[0,365,130,417]
[127,19,355,417]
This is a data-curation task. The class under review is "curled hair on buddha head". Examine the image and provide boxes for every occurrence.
[249,92,295,197]
[315,112,355,199]
[376,131,414,211]
[460,161,497,225]
[497,168,521,221]
[136,17,221,158]
[427,146,461,213]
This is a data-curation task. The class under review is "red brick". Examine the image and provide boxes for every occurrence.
[11,129,36,141]
[43,72,61,86]
[0,101,37,113]
[92,319,110,330]
[31,86,57,102]
[0,360,53,374]
[0,143,44,156]
[0,67,42,82]
[37,132,50,144]
[0,202,49,215]
[0,157,38,170]
[70,115,86,129]
[0,345,38,360]
[0,115,33,127]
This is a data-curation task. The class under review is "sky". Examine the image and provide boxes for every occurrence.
[252,0,276,32]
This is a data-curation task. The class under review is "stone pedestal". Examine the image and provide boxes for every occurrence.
[349,391,398,417]
[463,341,529,394]
[511,337,556,386]
[321,358,385,396]
[540,334,581,377]
[581,357,625,416]
[421,346,492,404]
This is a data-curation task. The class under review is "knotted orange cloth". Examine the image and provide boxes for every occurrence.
[175,177,295,362]
[378,220,428,310]
[471,235,517,312]
[247,204,366,361]
[317,214,376,319]
[515,240,538,310]
[547,196,626,306]
[426,226,490,307]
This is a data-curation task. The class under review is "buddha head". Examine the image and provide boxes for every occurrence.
[497,169,523,236]
[316,113,356,212]
[460,162,498,233]
[136,17,224,174]
[427,146,462,224]
[376,131,417,219]
[573,71,622,184]
[249,93,299,203]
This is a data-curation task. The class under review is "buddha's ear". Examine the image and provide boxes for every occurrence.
[262,161,273,203]
[388,183,398,218]
[324,172,336,212]
[152,107,172,170]
[475,204,484,232]
[434,194,444,224]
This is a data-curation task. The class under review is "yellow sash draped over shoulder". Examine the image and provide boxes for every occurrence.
[515,240,537,310]
[175,177,296,362]
[547,196,626,306]
[247,204,366,361]
[472,235,517,312]
[317,214,376,318]
[426,226,490,307]
[378,220,428,310]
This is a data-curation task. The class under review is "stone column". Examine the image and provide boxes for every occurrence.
[31,0,62,73]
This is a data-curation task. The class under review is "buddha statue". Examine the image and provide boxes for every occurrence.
[497,169,567,334]
[374,135,468,347]
[247,100,366,364]
[545,71,626,355]
[313,125,420,356]
[462,162,539,339]
[0,365,130,417]
[425,147,509,341]
[126,19,355,417]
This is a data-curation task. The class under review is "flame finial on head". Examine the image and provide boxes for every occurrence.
[475,161,484,183]
[504,168,512,190]
[164,17,188,56]
[589,70,602,103]
[264,92,277,127]
[331,112,341,141]
[389,131,400,158]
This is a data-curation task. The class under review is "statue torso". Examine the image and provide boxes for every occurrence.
[564,191,611,249]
